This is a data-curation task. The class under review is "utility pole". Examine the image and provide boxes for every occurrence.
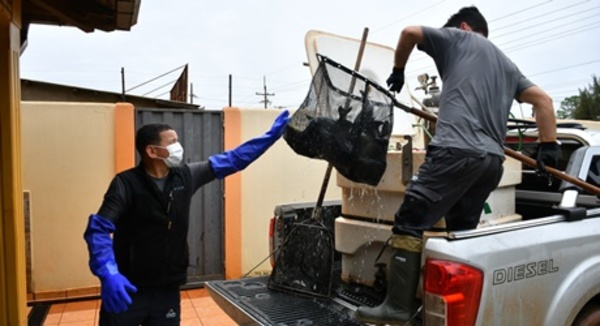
[228,74,232,107]
[190,83,194,104]
[256,76,274,109]
[120,67,126,101]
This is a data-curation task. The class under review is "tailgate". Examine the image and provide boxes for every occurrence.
[206,276,365,326]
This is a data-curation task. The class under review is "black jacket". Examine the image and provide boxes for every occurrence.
[98,163,214,289]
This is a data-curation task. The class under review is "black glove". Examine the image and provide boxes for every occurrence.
[386,67,405,93]
[536,142,559,181]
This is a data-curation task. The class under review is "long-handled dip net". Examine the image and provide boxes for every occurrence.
[284,55,394,186]
[268,54,394,298]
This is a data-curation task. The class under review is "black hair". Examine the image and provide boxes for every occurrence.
[135,123,173,157]
[443,6,489,38]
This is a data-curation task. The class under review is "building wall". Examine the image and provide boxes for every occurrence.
[0,2,27,323]
[21,101,135,300]
[20,103,343,299]
[21,79,200,110]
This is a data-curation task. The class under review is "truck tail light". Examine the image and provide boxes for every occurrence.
[423,259,483,326]
[269,217,275,267]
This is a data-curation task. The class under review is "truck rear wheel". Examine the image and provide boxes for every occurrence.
[573,303,600,326]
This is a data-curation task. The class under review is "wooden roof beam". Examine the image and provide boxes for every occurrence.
[28,0,94,32]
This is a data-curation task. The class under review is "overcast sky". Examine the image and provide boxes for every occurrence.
[20,0,600,117]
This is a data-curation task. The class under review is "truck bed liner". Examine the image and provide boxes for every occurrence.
[206,276,364,326]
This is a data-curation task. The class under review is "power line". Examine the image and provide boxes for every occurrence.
[258,21,600,105]
[269,79,310,92]
[399,12,598,67]
[528,59,600,78]
[153,90,171,99]
[192,95,228,102]
[141,79,178,97]
[542,78,595,90]
[494,0,590,37]
[211,1,598,110]
[504,22,600,53]
[489,0,553,23]
[404,2,598,67]
[494,7,599,40]
[125,64,187,93]
[372,0,449,33]
[497,15,600,48]
[368,0,552,36]
[276,87,310,94]
[405,57,600,92]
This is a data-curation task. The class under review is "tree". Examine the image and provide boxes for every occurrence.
[577,75,600,120]
[557,95,579,119]
[558,75,600,120]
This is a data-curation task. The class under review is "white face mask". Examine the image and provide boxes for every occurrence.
[161,142,184,167]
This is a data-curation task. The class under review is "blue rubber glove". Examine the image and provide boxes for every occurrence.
[209,110,290,179]
[84,214,137,313]
[98,261,137,313]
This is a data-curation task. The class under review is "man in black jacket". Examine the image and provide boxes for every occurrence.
[84,110,289,325]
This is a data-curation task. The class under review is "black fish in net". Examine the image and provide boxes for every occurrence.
[284,55,394,186]
[268,219,335,298]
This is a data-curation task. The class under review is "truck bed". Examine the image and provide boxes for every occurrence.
[205,142,600,325]
[206,276,378,326]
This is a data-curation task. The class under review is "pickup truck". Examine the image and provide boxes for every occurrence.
[206,29,600,325]
[206,123,600,326]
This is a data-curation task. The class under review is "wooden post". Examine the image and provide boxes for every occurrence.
[0,0,27,324]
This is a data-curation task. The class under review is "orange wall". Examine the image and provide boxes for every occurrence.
[114,103,136,173]
[223,107,243,279]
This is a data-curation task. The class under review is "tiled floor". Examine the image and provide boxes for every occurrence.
[31,288,236,326]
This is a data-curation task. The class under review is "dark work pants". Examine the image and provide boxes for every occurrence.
[393,146,504,237]
[99,287,180,326]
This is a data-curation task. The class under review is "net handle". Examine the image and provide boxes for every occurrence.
[310,54,600,198]
[388,96,600,196]
[312,27,370,220]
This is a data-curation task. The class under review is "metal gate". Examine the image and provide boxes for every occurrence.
[136,108,224,287]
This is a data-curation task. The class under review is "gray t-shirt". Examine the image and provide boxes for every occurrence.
[418,26,534,157]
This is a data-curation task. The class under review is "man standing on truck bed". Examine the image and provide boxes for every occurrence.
[84,110,289,325]
[355,6,558,324]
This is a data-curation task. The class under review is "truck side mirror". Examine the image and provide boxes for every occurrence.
[560,146,600,195]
